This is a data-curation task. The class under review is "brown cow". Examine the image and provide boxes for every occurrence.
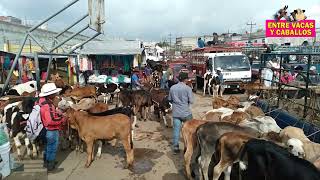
[65,109,134,168]
[182,119,208,179]
[87,102,109,113]
[212,96,240,110]
[64,86,97,101]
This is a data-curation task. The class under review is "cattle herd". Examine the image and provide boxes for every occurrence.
[0,74,319,180]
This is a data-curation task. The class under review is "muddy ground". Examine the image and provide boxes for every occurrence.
[7,93,245,180]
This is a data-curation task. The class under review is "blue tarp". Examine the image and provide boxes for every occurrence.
[256,100,320,143]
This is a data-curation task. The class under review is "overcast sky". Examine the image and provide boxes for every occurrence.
[0,0,319,41]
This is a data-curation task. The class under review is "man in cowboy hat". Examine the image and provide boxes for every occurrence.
[38,83,65,171]
[168,72,194,154]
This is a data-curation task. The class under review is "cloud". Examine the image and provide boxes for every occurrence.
[0,0,319,40]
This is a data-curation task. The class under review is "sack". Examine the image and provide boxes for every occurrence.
[25,105,44,141]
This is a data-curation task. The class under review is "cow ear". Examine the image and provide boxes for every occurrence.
[302,10,305,13]
[294,10,298,13]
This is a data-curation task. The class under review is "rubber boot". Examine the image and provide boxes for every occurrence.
[47,161,56,172]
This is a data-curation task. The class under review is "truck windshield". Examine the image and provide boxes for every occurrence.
[214,55,250,71]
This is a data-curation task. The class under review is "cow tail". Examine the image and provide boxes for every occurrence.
[190,130,201,179]
[130,120,134,149]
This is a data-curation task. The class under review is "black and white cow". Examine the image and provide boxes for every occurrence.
[2,98,39,159]
[6,81,37,96]
[239,139,320,180]
[96,83,120,103]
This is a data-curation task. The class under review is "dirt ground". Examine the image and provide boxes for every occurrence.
[7,93,244,180]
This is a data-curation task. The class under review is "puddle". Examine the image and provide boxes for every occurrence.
[128,148,164,175]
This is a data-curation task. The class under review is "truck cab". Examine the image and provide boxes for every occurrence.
[204,52,252,88]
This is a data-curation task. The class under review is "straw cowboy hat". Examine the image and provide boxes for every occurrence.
[39,83,62,97]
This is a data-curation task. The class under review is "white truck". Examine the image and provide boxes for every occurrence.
[204,52,252,89]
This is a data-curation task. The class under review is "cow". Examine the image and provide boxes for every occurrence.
[150,89,171,127]
[203,72,213,96]
[239,139,320,180]
[118,89,133,107]
[182,119,208,179]
[6,81,37,96]
[190,122,260,180]
[279,126,311,143]
[2,98,39,159]
[87,102,109,114]
[65,109,134,168]
[96,83,120,103]
[131,90,153,127]
[70,98,96,111]
[212,132,283,180]
[286,138,320,169]
[211,96,240,110]
[64,86,97,101]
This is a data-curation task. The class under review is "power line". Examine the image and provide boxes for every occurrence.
[246,21,256,41]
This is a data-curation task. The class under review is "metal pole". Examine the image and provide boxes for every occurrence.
[45,55,53,82]
[277,54,283,107]
[49,25,89,53]
[68,32,101,53]
[1,34,28,96]
[304,54,312,117]
[74,55,80,83]
[28,33,49,52]
[29,0,80,32]
[18,57,23,82]
[55,14,89,38]
[34,52,41,91]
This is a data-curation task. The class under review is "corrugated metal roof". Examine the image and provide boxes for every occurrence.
[78,40,144,55]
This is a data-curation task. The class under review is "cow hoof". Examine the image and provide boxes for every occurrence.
[85,164,90,168]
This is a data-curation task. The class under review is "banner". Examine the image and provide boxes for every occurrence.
[265,20,316,37]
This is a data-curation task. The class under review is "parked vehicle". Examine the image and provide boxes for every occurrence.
[184,46,251,90]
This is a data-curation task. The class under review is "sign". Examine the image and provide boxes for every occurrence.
[266,20,316,37]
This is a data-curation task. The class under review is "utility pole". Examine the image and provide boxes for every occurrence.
[247,21,256,42]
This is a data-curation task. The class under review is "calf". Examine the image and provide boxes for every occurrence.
[66,109,134,168]
[96,83,120,103]
[190,122,260,180]
[279,126,311,143]
[87,103,109,114]
[6,81,37,96]
[118,89,132,107]
[70,98,96,111]
[150,89,171,127]
[239,139,320,180]
[131,90,153,126]
[2,98,37,159]
[212,132,283,180]
[182,119,208,179]
[64,86,97,101]
[286,138,320,169]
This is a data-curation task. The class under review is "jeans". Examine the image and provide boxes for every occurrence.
[173,114,193,148]
[45,130,59,161]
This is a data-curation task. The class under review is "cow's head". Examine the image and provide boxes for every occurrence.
[286,138,305,158]
[291,9,307,21]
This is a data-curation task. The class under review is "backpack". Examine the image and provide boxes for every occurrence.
[25,104,44,141]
